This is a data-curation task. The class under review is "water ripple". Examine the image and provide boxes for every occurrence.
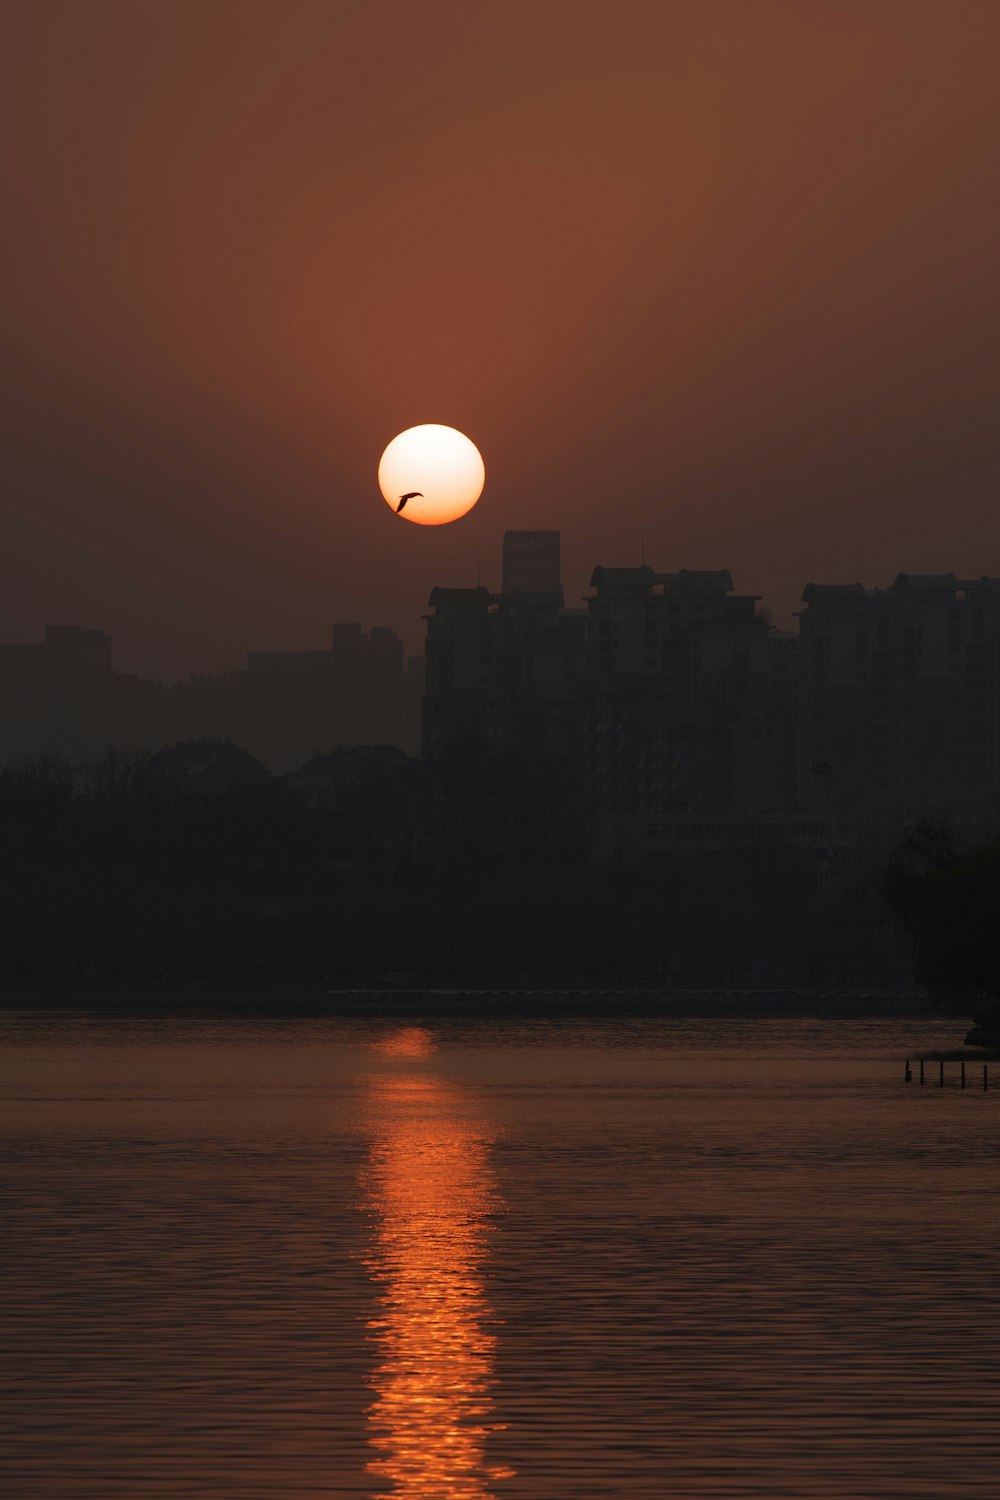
[1,1013,998,1496]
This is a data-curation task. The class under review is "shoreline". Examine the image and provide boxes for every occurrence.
[0,985,954,1019]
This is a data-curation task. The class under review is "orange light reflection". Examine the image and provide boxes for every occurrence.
[371,1027,437,1060]
[363,1048,513,1498]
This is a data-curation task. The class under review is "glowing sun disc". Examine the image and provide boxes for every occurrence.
[378,424,485,526]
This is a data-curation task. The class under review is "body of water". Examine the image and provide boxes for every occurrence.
[2,1011,998,1497]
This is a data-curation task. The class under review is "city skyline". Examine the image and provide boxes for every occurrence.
[5,532,1000,871]
[3,2,999,680]
[5,499,1000,683]
[5,540,998,677]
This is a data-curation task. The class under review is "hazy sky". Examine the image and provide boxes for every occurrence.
[2,0,999,676]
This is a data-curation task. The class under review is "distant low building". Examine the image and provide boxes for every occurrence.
[161,622,408,773]
[290,744,412,808]
[149,739,270,793]
[0,625,160,764]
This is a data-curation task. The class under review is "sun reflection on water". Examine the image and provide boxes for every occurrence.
[362,1030,513,1498]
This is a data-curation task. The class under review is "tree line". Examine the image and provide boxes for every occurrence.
[0,750,919,991]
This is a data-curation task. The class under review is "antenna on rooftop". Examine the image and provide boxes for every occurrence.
[641,531,645,566]
[476,551,481,587]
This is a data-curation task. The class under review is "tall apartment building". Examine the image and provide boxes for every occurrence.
[797,573,1000,845]
[582,566,789,813]
[422,532,587,767]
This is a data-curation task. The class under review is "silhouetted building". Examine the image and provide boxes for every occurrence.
[797,573,1000,846]
[422,535,587,768]
[0,625,159,763]
[0,618,408,775]
[582,566,784,814]
[160,624,406,773]
[594,808,833,882]
[290,744,412,808]
[8,558,1000,873]
[164,669,250,748]
[423,549,809,864]
[149,739,270,793]
[363,626,406,745]
[401,654,425,757]
[246,649,337,773]
[760,629,800,815]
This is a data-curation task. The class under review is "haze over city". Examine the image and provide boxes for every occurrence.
[3,1,1000,678]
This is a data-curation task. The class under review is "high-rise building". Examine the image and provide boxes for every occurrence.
[401,654,426,757]
[423,533,587,766]
[582,566,778,814]
[797,572,1000,845]
[365,626,405,745]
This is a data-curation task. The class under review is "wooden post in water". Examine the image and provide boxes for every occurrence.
[961,1061,966,1089]
[939,1059,945,1087]
[905,1059,912,1083]
[985,1065,989,1093]
[919,1059,925,1085]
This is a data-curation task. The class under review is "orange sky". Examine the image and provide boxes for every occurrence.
[2,0,999,676]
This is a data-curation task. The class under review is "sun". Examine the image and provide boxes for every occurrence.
[378,425,485,526]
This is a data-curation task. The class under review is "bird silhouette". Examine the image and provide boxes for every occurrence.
[396,492,422,514]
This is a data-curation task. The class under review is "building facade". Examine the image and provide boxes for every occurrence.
[797,573,1000,846]
[422,533,588,770]
[581,566,789,814]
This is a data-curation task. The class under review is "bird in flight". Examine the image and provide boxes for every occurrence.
[397,491,422,514]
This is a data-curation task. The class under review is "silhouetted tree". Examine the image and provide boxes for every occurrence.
[878,818,1000,1000]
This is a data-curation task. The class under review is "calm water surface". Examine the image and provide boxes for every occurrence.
[2,1012,998,1497]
